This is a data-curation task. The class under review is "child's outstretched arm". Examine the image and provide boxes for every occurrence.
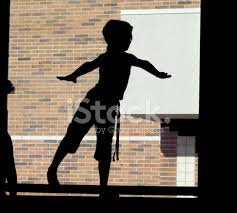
[57,54,104,83]
[130,55,171,79]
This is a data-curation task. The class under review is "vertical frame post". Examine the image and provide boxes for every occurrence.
[0,0,11,133]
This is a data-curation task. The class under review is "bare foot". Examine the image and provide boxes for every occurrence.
[47,166,59,186]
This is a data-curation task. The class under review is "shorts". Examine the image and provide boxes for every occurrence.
[60,98,119,162]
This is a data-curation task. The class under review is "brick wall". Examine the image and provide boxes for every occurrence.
[8,0,200,187]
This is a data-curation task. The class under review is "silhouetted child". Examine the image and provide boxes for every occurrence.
[47,20,171,198]
[0,80,17,197]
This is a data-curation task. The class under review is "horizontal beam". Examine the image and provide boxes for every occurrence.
[3,184,198,196]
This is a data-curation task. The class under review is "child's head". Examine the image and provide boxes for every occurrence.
[103,20,133,51]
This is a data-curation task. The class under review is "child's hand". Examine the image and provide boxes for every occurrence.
[159,72,172,79]
[56,76,77,83]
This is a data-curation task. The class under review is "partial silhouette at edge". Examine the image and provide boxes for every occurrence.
[0,80,17,197]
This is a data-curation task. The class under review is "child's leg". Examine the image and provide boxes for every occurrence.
[48,99,94,185]
[47,139,69,185]
[48,121,93,185]
[98,160,111,188]
[95,127,115,189]
[94,102,118,194]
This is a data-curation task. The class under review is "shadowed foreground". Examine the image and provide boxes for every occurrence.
[1,195,199,211]
[1,184,199,211]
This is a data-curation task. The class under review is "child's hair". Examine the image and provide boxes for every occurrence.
[102,20,133,46]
